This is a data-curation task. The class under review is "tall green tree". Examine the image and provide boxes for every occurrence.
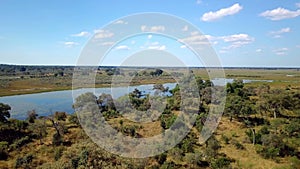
[0,103,11,123]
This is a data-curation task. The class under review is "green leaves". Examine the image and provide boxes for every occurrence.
[0,103,11,123]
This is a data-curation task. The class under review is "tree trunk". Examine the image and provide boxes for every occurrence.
[251,128,255,145]
[273,111,277,119]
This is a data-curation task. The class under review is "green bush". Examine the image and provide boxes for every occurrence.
[68,114,79,126]
[0,141,9,160]
[54,112,67,121]
[10,136,31,150]
[155,153,167,165]
[289,156,300,169]
[211,157,232,169]
[14,154,33,168]
[232,139,245,150]
[52,133,63,146]
[221,135,230,144]
[54,147,63,161]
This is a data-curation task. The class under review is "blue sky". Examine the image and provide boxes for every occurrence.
[0,0,299,67]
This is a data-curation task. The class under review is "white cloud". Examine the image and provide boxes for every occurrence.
[182,25,189,32]
[141,25,147,32]
[220,34,253,42]
[148,45,166,50]
[115,45,130,50]
[71,31,90,37]
[219,50,228,54]
[100,42,114,46]
[148,34,153,39]
[273,48,288,55]
[180,34,214,46]
[180,45,187,48]
[201,3,243,21]
[196,0,202,4]
[269,27,291,38]
[180,33,253,50]
[151,42,159,45]
[141,25,165,32]
[256,49,262,53]
[114,20,128,24]
[94,29,114,39]
[64,41,79,47]
[296,2,300,8]
[260,7,300,20]
[220,33,254,49]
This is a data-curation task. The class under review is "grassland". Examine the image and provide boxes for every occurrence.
[1,66,300,97]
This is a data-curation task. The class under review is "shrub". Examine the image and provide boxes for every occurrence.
[232,139,245,150]
[221,135,230,144]
[54,112,67,121]
[160,161,176,169]
[68,114,80,126]
[155,153,167,165]
[54,147,63,161]
[27,110,38,123]
[10,136,31,150]
[211,157,232,169]
[52,133,63,146]
[0,150,8,161]
[14,154,33,168]
[0,141,8,160]
[289,156,300,169]
[259,147,280,159]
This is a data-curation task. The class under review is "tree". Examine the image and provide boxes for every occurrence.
[54,111,67,121]
[97,93,116,112]
[150,69,163,76]
[0,103,11,123]
[153,84,169,93]
[29,118,47,144]
[27,110,38,123]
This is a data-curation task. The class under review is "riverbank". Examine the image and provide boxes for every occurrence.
[0,76,176,97]
[1,67,300,97]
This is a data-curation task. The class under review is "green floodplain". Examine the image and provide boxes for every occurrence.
[0,64,300,169]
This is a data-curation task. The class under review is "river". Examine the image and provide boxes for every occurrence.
[0,78,273,119]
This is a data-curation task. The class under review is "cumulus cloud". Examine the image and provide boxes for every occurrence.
[220,34,255,49]
[180,32,253,50]
[115,45,130,50]
[114,20,128,24]
[273,48,288,55]
[182,25,189,32]
[141,25,165,32]
[94,29,114,39]
[269,27,291,38]
[71,31,90,37]
[180,45,187,48]
[260,7,300,20]
[100,42,114,46]
[180,33,215,46]
[148,45,166,50]
[256,49,262,53]
[64,41,79,47]
[201,3,243,21]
